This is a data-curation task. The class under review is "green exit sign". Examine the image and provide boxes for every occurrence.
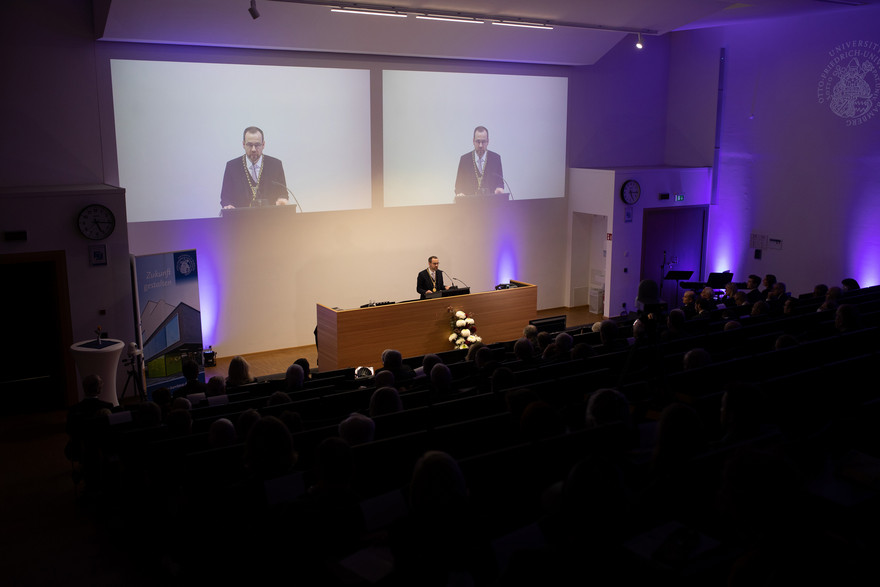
[675,194,685,202]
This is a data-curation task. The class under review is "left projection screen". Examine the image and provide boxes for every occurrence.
[111,60,372,222]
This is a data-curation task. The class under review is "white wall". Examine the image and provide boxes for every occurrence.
[128,198,569,356]
[0,185,135,394]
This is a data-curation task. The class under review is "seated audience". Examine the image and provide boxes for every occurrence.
[65,374,114,485]
[523,324,539,351]
[165,408,193,436]
[414,353,442,380]
[378,349,414,384]
[745,274,763,304]
[835,303,861,333]
[683,347,711,370]
[245,416,296,481]
[208,418,236,448]
[236,408,261,442]
[390,451,489,585]
[429,363,455,397]
[284,363,305,392]
[204,375,226,398]
[338,412,375,446]
[173,359,206,399]
[369,386,403,417]
[226,355,256,387]
[294,357,311,380]
[841,277,860,292]
[719,282,738,307]
[597,320,629,353]
[513,337,535,363]
[761,273,778,299]
[681,290,697,319]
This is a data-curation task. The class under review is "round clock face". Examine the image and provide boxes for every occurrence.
[620,180,641,204]
[77,204,116,240]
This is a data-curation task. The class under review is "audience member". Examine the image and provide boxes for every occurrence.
[597,320,628,353]
[65,374,113,484]
[173,359,206,399]
[369,386,403,417]
[266,390,291,408]
[429,362,455,397]
[165,408,193,436]
[390,451,489,585]
[338,413,375,446]
[662,308,687,341]
[137,401,163,428]
[208,418,236,448]
[171,397,191,412]
[761,274,777,299]
[585,388,632,430]
[570,342,595,361]
[294,357,311,380]
[719,282,738,307]
[226,355,256,387]
[513,337,535,363]
[206,375,226,397]
[151,386,172,419]
[236,408,261,442]
[245,416,296,481]
[841,277,860,292]
[536,331,552,355]
[745,274,763,304]
[683,347,711,370]
[414,353,442,380]
[279,410,304,434]
[373,369,396,390]
[681,290,697,319]
[835,303,861,333]
[284,363,304,391]
[523,324,539,350]
[378,349,414,384]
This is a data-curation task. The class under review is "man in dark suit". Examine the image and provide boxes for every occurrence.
[454,126,504,197]
[220,126,290,209]
[417,255,451,299]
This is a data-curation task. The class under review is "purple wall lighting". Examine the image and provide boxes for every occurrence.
[846,178,880,289]
[195,242,221,348]
[494,233,519,287]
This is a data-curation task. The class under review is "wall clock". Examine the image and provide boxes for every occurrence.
[620,179,641,205]
[77,204,116,240]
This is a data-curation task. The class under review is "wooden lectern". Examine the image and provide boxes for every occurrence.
[316,281,538,371]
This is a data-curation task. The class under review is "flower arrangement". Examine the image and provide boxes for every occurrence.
[448,309,481,349]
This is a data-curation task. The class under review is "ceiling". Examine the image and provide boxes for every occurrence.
[98,0,875,66]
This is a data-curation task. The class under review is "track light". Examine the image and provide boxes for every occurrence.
[492,20,553,30]
[636,33,644,49]
[330,7,407,18]
[248,0,260,19]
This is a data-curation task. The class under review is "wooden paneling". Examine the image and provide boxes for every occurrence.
[317,281,538,370]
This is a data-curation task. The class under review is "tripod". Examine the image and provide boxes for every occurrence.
[120,355,146,403]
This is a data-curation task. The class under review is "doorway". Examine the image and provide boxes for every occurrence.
[0,252,75,414]
[640,206,708,311]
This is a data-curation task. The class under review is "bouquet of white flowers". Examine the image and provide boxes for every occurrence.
[449,309,481,349]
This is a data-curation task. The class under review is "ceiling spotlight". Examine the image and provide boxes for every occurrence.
[636,33,644,49]
[248,0,260,19]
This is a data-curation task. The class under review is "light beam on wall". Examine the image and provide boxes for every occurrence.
[495,235,519,286]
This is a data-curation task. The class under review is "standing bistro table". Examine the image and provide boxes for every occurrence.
[70,339,125,407]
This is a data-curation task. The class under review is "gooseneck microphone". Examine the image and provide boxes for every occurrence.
[272,181,304,212]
